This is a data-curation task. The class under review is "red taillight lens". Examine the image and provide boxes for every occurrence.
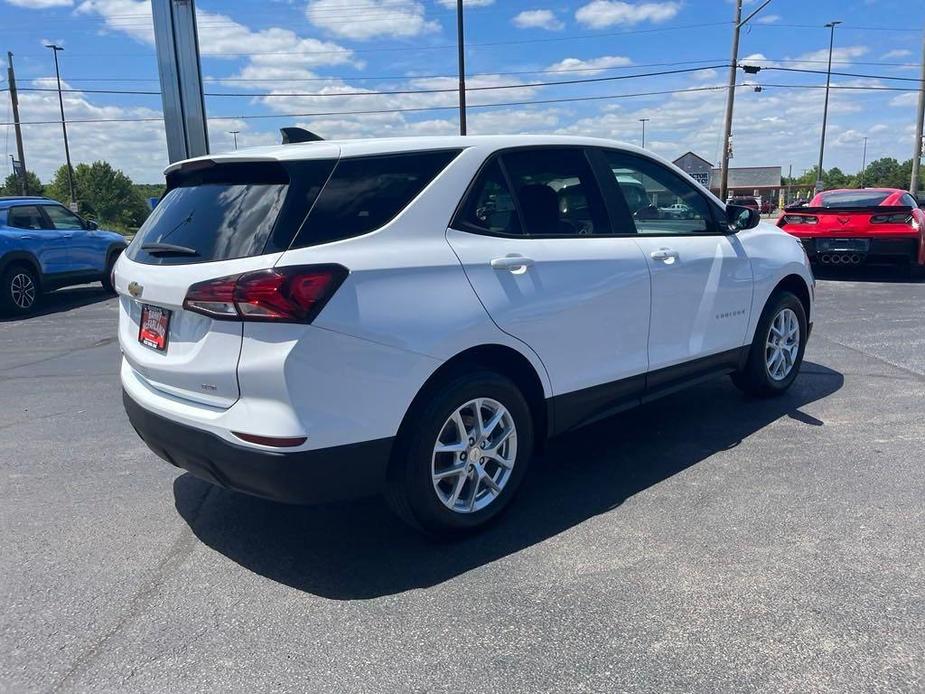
[870,213,913,225]
[184,264,348,323]
[779,214,819,226]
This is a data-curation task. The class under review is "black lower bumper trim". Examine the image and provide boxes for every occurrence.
[124,391,393,505]
[800,237,920,265]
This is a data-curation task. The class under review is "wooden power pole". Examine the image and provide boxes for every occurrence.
[6,51,27,195]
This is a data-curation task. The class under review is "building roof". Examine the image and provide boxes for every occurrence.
[673,151,713,167]
[710,165,781,189]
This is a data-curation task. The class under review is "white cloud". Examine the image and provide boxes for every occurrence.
[755,14,780,24]
[5,0,72,6]
[546,55,632,74]
[513,9,564,31]
[881,49,911,60]
[305,0,439,40]
[575,1,680,28]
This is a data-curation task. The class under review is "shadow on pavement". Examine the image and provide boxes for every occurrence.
[0,285,113,322]
[174,361,843,600]
[812,264,924,284]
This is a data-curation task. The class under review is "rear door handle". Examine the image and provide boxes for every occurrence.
[650,248,679,262]
[490,256,535,271]
[19,235,35,240]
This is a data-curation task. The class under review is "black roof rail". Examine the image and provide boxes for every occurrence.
[280,127,324,145]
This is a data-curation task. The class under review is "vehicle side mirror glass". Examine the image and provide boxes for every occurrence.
[85,219,99,230]
[726,204,760,233]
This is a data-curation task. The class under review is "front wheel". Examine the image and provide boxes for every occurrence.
[732,291,807,397]
[0,264,39,316]
[386,370,534,537]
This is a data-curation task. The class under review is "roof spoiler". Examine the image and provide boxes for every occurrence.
[280,127,324,144]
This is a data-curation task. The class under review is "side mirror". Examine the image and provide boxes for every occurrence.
[84,219,99,230]
[725,204,760,233]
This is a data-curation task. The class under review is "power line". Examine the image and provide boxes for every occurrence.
[14,65,728,99]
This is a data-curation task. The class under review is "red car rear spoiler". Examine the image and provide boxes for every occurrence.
[783,205,914,214]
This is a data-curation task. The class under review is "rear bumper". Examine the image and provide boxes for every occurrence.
[797,236,921,265]
[124,391,393,505]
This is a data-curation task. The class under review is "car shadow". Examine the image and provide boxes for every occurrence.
[0,285,113,322]
[812,264,924,284]
[173,362,843,601]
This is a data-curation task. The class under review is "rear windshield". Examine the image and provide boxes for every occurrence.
[817,190,892,208]
[127,161,334,265]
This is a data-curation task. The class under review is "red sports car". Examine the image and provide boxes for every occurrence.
[777,188,924,270]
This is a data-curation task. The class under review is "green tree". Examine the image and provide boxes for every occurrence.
[46,161,150,232]
[0,170,44,196]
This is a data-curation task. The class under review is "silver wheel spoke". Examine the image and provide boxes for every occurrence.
[432,396,517,514]
[765,307,800,381]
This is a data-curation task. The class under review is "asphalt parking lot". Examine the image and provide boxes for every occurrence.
[1,269,923,693]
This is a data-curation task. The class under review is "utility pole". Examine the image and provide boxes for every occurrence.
[228,130,239,150]
[6,52,27,195]
[45,43,76,208]
[456,0,467,135]
[815,21,842,194]
[861,136,868,187]
[910,27,925,197]
[719,0,772,202]
[639,118,649,148]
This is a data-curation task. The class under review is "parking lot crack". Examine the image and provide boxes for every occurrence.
[816,334,924,381]
[48,484,214,692]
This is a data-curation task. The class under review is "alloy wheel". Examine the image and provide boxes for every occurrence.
[431,397,517,513]
[10,272,36,310]
[766,307,800,381]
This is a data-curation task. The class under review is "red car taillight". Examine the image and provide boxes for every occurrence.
[779,214,819,227]
[184,264,348,323]
[870,213,913,224]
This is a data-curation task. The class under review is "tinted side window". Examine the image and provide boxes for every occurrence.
[43,205,85,230]
[292,149,461,248]
[601,150,717,235]
[901,193,917,208]
[458,159,521,235]
[501,148,609,236]
[8,206,51,230]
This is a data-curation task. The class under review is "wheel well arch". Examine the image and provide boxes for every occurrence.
[397,344,549,452]
[0,252,42,288]
[772,273,811,322]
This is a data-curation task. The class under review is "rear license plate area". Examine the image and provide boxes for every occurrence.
[817,238,869,253]
[138,304,171,352]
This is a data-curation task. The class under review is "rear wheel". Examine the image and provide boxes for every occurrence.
[732,291,807,397]
[386,370,534,537]
[101,249,122,293]
[0,264,39,316]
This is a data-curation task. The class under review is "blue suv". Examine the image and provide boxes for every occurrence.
[0,197,127,315]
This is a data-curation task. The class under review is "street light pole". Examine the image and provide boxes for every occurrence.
[456,0,467,136]
[815,21,842,194]
[639,118,649,148]
[910,27,925,196]
[229,130,240,150]
[861,136,868,187]
[45,43,76,208]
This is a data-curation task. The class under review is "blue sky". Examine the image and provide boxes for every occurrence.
[1,0,922,183]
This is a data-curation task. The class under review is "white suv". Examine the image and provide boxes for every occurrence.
[116,135,813,536]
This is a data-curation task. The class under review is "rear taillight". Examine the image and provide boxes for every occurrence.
[184,264,348,323]
[780,214,818,226]
[870,213,913,224]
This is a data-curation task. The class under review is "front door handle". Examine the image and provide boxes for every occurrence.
[490,256,535,272]
[650,248,679,262]
[19,235,35,240]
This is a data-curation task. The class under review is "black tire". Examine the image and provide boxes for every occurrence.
[101,249,122,293]
[386,369,534,538]
[0,264,39,316]
[732,291,807,397]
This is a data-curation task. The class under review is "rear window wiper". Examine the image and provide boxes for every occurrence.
[140,242,200,257]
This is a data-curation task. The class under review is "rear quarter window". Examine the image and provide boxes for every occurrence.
[290,149,461,248]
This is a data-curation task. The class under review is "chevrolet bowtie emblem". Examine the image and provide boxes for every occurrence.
[128,281,143,298]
